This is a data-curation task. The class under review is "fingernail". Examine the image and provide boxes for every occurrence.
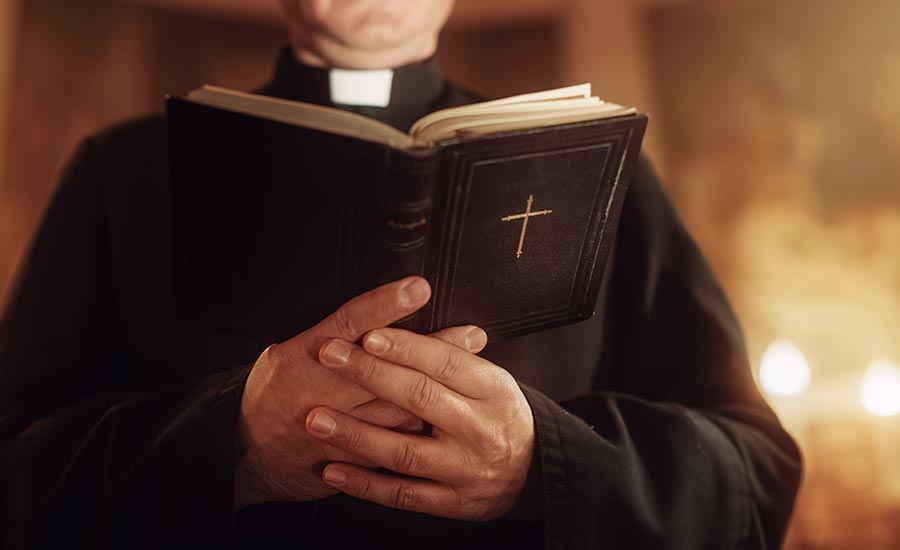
[321,340,351,365]
[324,468,346,486]
[400,277,430,307]
[365,332,391,353]
[465,327,487,352]
[309,412,337,435]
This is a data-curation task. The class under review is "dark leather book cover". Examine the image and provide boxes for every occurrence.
[167,97,647,343]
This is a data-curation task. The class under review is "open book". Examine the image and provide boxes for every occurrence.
[186,83,637,148]
[167,84,647,342]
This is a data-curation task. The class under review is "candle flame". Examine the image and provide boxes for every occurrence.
[760,339,811,396]
[860,359,900,417]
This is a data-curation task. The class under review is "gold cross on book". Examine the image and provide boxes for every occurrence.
[500,194,553,259]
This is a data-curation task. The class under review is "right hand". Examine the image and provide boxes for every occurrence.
[233,276,487,509]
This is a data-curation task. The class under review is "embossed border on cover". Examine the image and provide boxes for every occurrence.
[422,115,646,340]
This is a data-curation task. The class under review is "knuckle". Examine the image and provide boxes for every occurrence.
[391,333,414,363]
[453,487,489,521]
[265,343,292,370]
[434,326,466,348]
[392,481,418,510]
[407,376,440,413]
[394,440,423,475]
[489,370,517,398]
[332,307,359,339]
[356,475,373,501]
[488,431,516,467]
[342,425,364,453]
[471,421,515,468]
[356,354,380,384]
[394,334,419,365]
[463,443,499,481]
[433,347,465,382]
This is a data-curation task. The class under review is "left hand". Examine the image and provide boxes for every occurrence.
[305,326,536,521]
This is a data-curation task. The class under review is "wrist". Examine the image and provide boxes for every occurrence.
[504,446,543,524]
[233,394,269,510]
[233,423,257,510]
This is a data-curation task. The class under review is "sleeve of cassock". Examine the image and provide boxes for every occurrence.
[520,158,802,549]
[0,139,249,549]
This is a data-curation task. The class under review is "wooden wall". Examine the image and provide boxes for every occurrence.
[0,0,19,195]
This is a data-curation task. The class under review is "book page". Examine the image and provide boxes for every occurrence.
[409,97,603,140]
[184,84,635,150]
[409,83,592,137]
[416,104,637,143]
[451,106,638,139]
[187,86,413,149]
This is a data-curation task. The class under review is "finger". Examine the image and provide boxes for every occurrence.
[321,463,461,518]
[393,417,431,436]
[276,277,431,363]
[351,399,430,436]
[318,339,471,427]
[315,276,431,341]
[428,325,488,354]
[351,398,416,428]
[361,328,500,399]
[306,407,449,479]
[253,344,376,412]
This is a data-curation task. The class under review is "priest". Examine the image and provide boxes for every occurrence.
[0,0,801,548]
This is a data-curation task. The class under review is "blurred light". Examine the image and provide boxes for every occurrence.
[860,359,900,417]
[760,339,811,396]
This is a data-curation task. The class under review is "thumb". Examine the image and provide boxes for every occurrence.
[429,325,488,354]
[270,276,432,365]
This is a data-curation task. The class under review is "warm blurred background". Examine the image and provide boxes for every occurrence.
[1,0,898,547]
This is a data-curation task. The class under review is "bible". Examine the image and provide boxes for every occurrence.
[167,84,647,342]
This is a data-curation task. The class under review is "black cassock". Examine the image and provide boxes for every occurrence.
[0,50,801,549]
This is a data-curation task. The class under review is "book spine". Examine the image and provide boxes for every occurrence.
[375,149,437,296]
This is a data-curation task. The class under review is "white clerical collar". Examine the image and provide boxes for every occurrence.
[328,68,394,108]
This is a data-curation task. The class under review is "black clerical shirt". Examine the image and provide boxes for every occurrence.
[0,49,801,549]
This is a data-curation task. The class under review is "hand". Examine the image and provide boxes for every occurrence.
[234,276,486,509]
[305,323,536,521]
